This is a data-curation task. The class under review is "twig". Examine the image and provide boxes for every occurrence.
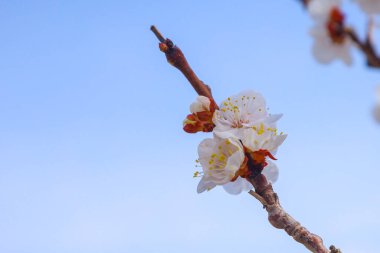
[152,26,340,253]
[151,25,165,43]
[150,25,213,99]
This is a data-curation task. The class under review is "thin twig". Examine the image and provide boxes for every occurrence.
[150,25,165,43]
[150,25,214,99]
[248,189,268,207]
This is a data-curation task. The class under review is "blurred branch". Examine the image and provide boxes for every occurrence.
[297,0,380,68]
[345,26,380,67]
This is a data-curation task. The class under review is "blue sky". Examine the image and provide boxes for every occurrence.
[0,1,379,253]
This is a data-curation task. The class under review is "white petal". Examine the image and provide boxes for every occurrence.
[212,125,242,139]
[190,96,211,113]
[241,128,286,153]
[262,161,279,184]
[197,177,217,193]
[310,24,352,66]
[222,177,253,195]
[263,134,287,152]
[198,138,215,160]
[266,114,283,124]
[308,0,341,20]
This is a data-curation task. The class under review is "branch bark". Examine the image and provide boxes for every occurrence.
[151,25,341,253]
[248,175,341,253]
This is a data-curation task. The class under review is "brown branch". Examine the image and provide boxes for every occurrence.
[248,174,340,253]
[150,25,213,99]
[345,27,380,67]
[152,25,340,253]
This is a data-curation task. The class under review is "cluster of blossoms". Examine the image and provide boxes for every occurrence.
[307,0,380,65]
[183,91,287,194]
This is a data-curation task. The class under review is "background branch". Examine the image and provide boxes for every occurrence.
[297,0,380,68]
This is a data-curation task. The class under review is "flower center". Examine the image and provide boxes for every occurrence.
[232,149,276,181]
[326,7,345,44]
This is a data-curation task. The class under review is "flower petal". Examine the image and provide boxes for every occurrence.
[222,177,253,195]
[262,160,279,184]
[190,96,211,113]
[197,177,217,193]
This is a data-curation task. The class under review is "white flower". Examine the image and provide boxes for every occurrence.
[354,0,380,15]
[310,24,352,65]
[190,96,212,113]
[197,136,248,193]
[241,127,287,155]
[307,0,352,65]
[213,90,281,139]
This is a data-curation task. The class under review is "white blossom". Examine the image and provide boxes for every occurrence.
[307,0,352,65]
[213,90,281,139]
[310,24,352,65]
[196,90,286,194]
[354,0,380,15]
[197,136,246,193]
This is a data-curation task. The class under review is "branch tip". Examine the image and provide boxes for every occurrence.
[150,25,165,43]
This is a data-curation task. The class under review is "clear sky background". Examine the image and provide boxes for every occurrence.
[1,1,379,253]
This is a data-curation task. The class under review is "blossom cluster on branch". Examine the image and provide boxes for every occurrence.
[152,25,342,252]
[184,91,287,194]
[301,0,380,67]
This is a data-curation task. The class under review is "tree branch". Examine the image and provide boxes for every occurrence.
[345,27,380,67]
[248,174,340,253]
[150,25,214,99]
[152,25,341,253]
